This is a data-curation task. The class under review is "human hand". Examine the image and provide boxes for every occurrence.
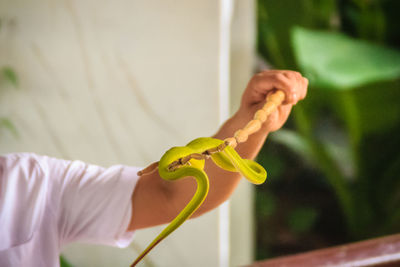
[237,70,308,133]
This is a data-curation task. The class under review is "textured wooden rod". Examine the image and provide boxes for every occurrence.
[246,120,262,135]
[254,110,267,123]
[137,90,285,175]
[229,90,284,149]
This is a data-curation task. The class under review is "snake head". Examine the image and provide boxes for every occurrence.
[158,146,205,180]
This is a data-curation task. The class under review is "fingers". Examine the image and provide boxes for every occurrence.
[254,70,308,105]
[261,103,292,132]
[302,77,309,100]
[249,72,292,103]
[279,70,307,104]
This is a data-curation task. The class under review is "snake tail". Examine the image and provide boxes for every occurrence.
[130,167,209,267]
[221,146,266,184]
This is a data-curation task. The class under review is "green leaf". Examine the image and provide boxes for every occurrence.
[351,81,400,135]
[1,67,18,87]
[270,129,314,166]
[0,118,18,137]
[287,206,318,234]
[256,147,285,179]
[256,191,276,219]
[292,27,400,89]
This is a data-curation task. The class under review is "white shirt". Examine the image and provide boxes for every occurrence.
[0,153,140,267]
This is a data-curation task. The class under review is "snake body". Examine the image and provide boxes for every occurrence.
[131,137,266,266]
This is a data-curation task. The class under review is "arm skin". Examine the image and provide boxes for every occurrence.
[128,70,308,231]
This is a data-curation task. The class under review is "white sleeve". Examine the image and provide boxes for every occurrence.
[38,155,141,248]
[0,153,48,250]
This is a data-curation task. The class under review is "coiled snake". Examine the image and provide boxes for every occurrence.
[131,90,285,266]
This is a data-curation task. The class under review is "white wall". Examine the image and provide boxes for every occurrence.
[0,0,255,266]
[230,2,257,266]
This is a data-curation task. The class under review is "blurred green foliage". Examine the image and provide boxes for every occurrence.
[0,118,18,138]
[1,66,18,88]
[256,0,400,259]
[0,66,18,137]
[1,16,19,136]
[287,206,318,234]
[60,255,74,267]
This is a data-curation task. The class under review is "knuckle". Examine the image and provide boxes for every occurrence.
[287,71,297,78]
[294,71,302,78]
[252,72,265,82]
[275,73,286,82]
[248,75,260,87]
[287,94,295,102]
[255,71,265,77]
[284,70,297,79]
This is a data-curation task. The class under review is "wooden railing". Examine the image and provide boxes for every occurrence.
[249,234,400,267]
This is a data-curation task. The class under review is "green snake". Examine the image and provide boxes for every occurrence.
[131,137,267,266]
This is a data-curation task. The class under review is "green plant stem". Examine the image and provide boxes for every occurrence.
[339,91,360,175]
[293,105,357,234]
[263,27,286,68]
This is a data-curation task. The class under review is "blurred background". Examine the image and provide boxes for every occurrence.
[1,0,400,266]
[255,0,400,262]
